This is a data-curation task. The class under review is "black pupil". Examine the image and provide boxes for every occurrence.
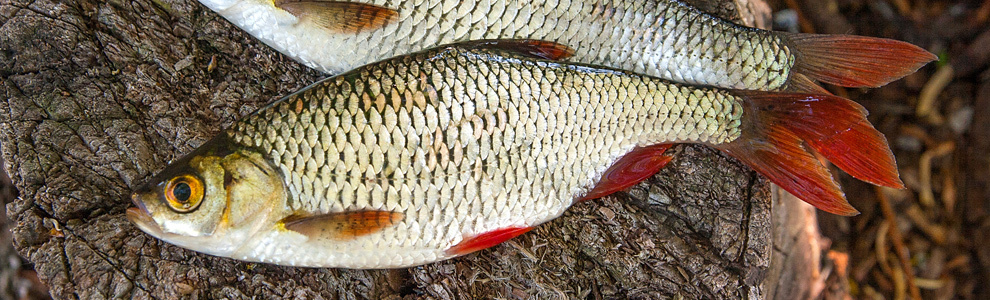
[173,182,192,203]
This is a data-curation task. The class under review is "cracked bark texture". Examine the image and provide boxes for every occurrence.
[0,0,821,298]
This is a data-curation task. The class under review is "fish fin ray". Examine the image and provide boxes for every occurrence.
[580,144,674,201]
[719,92,903,215]
[784,73,832,95]
[282,210,404,240]
[784,32,936,88]
[456,39,576,60]
[446,226,534,256]
[277,1,397,33]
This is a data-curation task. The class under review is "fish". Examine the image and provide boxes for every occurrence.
[128,41,903,269]
[197,0,935,91]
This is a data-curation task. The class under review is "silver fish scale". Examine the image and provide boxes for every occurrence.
[227,47,743,267]
[243,0,794,91]
[376,0,791,90]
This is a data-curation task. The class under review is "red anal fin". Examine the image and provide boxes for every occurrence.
[457,39,576,60]
[446,226,534,256]
[277,1,398,33]
[580,144,674,201]
[281,210,404,240]
[784,32,937,88]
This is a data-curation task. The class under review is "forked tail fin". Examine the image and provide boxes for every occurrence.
[784,32,936,88]
[718,92,903,216]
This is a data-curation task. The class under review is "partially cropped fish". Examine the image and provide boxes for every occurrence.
[128,41,903,269]
[199,0,934,91]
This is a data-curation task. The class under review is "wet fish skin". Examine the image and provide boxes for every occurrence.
[130,44,746,268]
[202,0,935,91]
[202,0,799,90]
[129,43,900,269]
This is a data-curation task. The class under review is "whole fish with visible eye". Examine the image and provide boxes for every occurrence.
[128,41,904,269]
[200,0,933,92]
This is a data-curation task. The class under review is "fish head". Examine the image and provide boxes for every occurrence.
[128,134,287,257]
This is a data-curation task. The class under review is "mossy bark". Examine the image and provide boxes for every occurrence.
[0,0,821,298]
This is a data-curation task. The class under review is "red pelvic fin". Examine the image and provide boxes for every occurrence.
[719,92,903,216]
[784,32,936,88]
[446,226,534,256]
[277,1,398,33]
[580,144,674,201]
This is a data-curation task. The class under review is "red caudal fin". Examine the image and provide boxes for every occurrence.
[580,144,674,201]
[446,226,534,256]
[784,73,833,95]
[718,92,903,216]
[783,32,936,88]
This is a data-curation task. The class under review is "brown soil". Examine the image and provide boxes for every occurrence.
[769,1,990,299]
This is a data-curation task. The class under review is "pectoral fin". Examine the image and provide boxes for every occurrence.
[282,210,404,240]
[277,1,398,33]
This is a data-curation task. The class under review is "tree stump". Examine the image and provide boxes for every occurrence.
[1,0,823,298]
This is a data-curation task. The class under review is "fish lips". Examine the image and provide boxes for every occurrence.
[126,194,164,237]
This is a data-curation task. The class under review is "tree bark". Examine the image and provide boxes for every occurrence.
[0,0,822,298]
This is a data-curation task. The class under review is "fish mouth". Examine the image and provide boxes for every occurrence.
[127,194,164,236]
[130,192,148,213]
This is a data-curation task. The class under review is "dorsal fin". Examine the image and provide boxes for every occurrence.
[458,39,576,61]
[281,210,404,240]
[277,1,398,33]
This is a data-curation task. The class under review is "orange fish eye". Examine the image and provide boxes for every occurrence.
[165,175,204,213]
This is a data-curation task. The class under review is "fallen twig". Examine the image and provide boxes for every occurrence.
[917,65,954,125]
[918,141,956,207]
[876,186,923,300]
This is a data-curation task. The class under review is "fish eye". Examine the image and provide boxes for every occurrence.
[165,175,204,213]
